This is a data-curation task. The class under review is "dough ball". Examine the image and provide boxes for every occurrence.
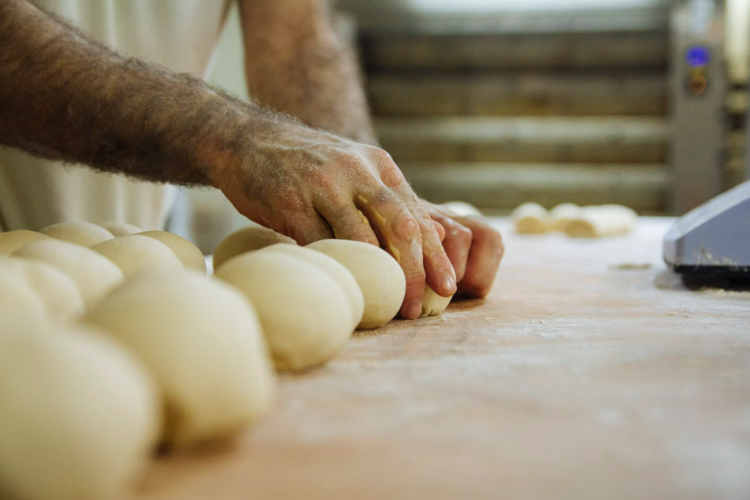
[14,240,124,309]
[0,230,52,256]
[306,239,406,330]
[213,225,296,270]
[91,235,183,279]
[139,231,206,273]
[85,270,276,446]
[512,202,550,234]
[443,201,483,217]
[258,244,365,330]
[97,222,142,237]
[566,205,638,238]
[0,324,160,500]
[0,257,85,321]
[0,266,47,321]
[420,286,453,317]
[42,221,114,247]
[549,203,582,232]
[215,251,353,371]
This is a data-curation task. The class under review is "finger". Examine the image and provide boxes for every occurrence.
[432,220,446,242]
[372,150,456,300]
[427,211,473,284]
[355,186,426,320]
[315,201,379,246]
[441,211,504,297]
[287,209,336,246]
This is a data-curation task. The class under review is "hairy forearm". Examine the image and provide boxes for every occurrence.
[238,0,377,145]
[0,0,290,186]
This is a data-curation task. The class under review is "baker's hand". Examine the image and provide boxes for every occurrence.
[210,120,456,319]
[420,200,504,298]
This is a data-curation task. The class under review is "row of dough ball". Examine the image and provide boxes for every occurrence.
[512,202,638,237]
[0,223,255,500]
[214,224,453,325]
[0,220,455,500]
[0,222,207,313]
[0,269,277,500]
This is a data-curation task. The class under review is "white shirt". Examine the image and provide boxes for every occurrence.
[0,0,230,232]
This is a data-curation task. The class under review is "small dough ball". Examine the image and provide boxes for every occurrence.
[421,286,453,317]
[14,240,124,309]
[85,270,276,446]
[139,231,207,273]
[91,235,183,278]
[0,267,47,320]
[306,239,406,330]
[213,225,296,270]
[215,252,353,371]
[512,202,549,234]
[443,201,483,217]
[548,203,581,232]
[0,230,53,255]
[97,222,142,237]
[42,221,114,247]
[0,325,160,500]
[258,244,365,330]
[566,205,638,238]
[0,257,85,320]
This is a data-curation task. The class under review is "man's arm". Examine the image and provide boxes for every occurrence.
[0,0,457,319]
[237,0,377,145]
[0,0,266,186]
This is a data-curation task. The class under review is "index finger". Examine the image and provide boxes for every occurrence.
[355,186,428,320]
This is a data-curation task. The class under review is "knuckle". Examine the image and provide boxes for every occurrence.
[392,212,420,239]
[277,185,306,213]
[454,224,474,246]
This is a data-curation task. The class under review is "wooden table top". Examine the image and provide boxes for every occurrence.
[136,218,750,500]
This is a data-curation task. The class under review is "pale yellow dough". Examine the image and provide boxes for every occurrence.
[213,225,296,270]
[307,239,406,329]
[85,270,276,446]
[91,235,183,278]
[566,205,638,238]
[258,244,365,330]
[0,324,160,500]
[0,230,52,255]
[0,257,85,321]
[14,239,124,309]
[98,222,143,237]
[42,221,114,247]
[512,203,550,234]
[139,231,206,273]
[216,251,353,371]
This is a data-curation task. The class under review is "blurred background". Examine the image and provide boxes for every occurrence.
[185,0,750,252]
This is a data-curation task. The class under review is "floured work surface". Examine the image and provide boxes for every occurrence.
[135,218,750,500]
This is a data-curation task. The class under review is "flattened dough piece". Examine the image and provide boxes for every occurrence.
[548,203,582,232]
[566,205,638,238]
[512,203,549,234]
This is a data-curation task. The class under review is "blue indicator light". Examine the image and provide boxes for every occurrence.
[686,46,710,67]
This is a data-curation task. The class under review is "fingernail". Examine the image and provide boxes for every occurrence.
[442,272,457,294]
[406,299,422,320]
